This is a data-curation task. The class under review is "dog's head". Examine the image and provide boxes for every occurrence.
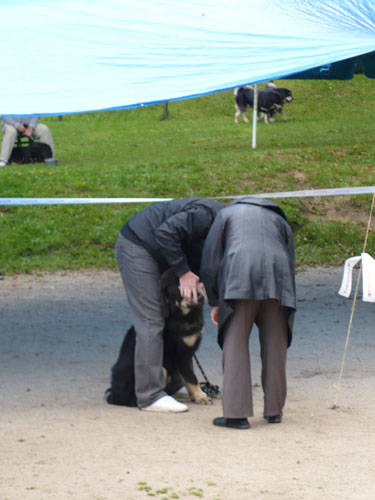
[279,88,294,103]
[159,268,205,318]
[284,92,293,103]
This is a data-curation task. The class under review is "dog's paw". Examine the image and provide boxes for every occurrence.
[185,383,212,404]
[192,392,212,405]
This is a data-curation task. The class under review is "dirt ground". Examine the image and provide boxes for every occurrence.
[1,266,375,500]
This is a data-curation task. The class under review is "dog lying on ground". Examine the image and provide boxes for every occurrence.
[106,268,210,407]
[234,83,293,124]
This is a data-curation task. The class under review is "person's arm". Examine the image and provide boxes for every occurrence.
[2,116,39,135]
[199,212,226,307]
[24,116,39,129]
[155,205,217,302]
[154,210,192,277]
[23,117,39,136]
[2,116,21,128]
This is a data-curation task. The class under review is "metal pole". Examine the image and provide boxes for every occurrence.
[252,84,258,149]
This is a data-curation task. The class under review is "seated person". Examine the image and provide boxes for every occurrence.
[0,116,55,166]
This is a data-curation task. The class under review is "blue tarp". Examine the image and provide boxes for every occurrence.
[288,52,375,80]
[1,0,375,116]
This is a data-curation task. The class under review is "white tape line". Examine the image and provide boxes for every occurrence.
[0,197,173,206]
[0,186,374,206]
[216,186,375,200]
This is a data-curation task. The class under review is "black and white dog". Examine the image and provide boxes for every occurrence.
[260,83,294,123]
[234,83,293,124]
[234,85,254,124]
[106,268,210,407]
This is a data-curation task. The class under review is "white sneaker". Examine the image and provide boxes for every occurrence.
[0,161,7,167]
[140,395,188,413]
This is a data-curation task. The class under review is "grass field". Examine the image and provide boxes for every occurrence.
[1,76,375,274]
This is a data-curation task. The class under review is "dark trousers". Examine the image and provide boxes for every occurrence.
[222,298,288,418]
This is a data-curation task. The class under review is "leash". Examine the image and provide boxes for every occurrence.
[193,353,220,398]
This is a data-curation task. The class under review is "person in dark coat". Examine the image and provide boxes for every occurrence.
[200,196,296,429]
[115,198,224,413]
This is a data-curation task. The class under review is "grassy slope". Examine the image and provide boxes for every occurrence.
[1,77,375,274]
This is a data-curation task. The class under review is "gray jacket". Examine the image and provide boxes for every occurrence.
[200,196,296,348]
[1,116,39,129]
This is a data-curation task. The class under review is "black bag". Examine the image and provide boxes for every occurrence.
[9,137,52,164]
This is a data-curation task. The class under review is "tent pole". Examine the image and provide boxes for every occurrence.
[252,84,258,149]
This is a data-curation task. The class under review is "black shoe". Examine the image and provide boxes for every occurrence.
[213,417,250,429]
[265,414,282,424]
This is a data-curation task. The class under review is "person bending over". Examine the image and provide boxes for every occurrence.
[115,197,224,413]
[200,196,296,429]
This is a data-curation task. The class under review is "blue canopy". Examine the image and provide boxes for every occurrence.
[288,52,375,80]
[1,0,375,116]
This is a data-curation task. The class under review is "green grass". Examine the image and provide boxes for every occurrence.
[1,76,375,274]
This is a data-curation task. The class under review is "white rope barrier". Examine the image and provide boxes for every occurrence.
[1,185,375,206]
[0,197,173,206]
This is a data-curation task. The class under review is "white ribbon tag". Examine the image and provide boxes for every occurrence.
[338,255,362,298]
[361,253,375,302]
[338,253,375,302]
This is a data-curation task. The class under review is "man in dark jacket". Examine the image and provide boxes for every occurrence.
[200,196,296,429]
[115,198,224,413]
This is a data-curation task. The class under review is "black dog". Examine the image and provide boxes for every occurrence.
[106,268,210,407]
[234,83,293,124]
[9,137,53,164]
[259,84,294,123]
[234,85,254,124]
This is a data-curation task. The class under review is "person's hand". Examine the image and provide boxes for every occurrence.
[17,124,26,134]
[24,126,33,137]
[211,307,219,326]
[179,271,200,303]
